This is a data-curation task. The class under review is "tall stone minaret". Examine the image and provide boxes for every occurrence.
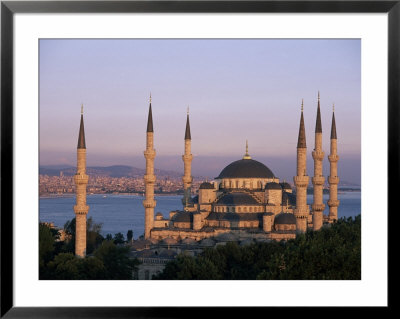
[311,92,325,231]
[328,104,340,222]
[182,107,193,209]
[73,105,89,257]
[143,94,156,239]
[293,100,310,233]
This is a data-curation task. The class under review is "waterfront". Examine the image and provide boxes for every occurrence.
[39,192,361,240]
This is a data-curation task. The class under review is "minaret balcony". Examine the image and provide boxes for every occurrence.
[293,176,309,187]
[144,174,156,183]
[328,176,340,184]
[311,203,325,212]
[328,154,339,162]
[312,176,325,185]
[74,205,89,214]
[143,199,157,208]
[328,199,340,207]
[182,154,193,161]
[294,206,309,218]
[144,149,156,159]
[74,174,89,184]
[312,150,325,160]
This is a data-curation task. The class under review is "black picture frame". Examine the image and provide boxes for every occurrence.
[1,0,396,317]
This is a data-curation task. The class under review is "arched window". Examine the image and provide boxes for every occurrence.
[145,270,150,280]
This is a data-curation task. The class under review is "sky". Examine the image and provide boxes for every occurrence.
[39,39,361,185]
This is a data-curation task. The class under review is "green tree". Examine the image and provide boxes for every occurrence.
[94,240,138,279]
[127,230,133,243]
[62,217,104,254]
[39,223,56,275]
[113,232,125,245]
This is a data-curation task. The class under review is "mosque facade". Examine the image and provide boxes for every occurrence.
[72,93,340,256]
[142,93,340,242]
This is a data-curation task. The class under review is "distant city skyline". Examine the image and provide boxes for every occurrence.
[40,39,361,184]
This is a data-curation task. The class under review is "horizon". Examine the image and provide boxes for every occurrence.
[40,39,361,184]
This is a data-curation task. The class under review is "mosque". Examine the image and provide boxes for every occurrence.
[72,93,340,257]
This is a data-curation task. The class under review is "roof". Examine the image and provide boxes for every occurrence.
[185,113,191,140]
[282,192,296,206]
[331,111,337,139]
[274,212,297,225]
[215,192,261,205]
[206,212,263,221]
[147,103,153,132]
[216,158,275,179]
[316,97,322,133]
[77,114,86,149]
[171,211,193,223]
[199,182,214,189]
[280,182,292,190]
[265,182,282,190]
[297,111,306,148]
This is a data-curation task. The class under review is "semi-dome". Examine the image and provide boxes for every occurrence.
[274,212,296,225]
[216,158,275,179]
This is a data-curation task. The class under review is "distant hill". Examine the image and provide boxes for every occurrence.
[39,165,182,178]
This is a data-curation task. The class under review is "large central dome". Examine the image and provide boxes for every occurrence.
[216,158,275,179]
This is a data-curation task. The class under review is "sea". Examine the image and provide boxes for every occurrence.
[39,191,361,240]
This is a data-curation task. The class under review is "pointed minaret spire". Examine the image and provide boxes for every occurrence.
[147,94,153,133]
[182,107,193,209]
[294,98,310,234]
[328,104,340,223]
[297,99,306,148]
[185,106,191,140]
[243,140,251,159]
[331,104,337,139]
[77,104,86,149]
[74,105,89,257]
[316,92,322,133]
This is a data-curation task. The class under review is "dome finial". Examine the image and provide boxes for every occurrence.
[149,92,152,103]
[243,140,251,159]
[333,103,335,112]
[187,106,189,115]
[81,103,84,115]
[301,99,304,112]
[318,91,320,101]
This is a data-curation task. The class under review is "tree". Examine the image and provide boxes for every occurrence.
[127,230,133,243]
[155,215,361,280]
[94,240,138,279]
[62,217,104,254]
[39,223,55,274]
[113,232,125,245]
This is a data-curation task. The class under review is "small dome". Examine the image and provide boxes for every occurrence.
[156,212,163,217]
[199,182,214,189]
[280,182,292,190]
[274,212,296,225]
[265,182,282,190]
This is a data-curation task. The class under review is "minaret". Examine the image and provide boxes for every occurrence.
[311,92,325,231]
[143,94,156,239]
[182,107,193,209]
[293,99,310,233]
[328,104,340,222]
[73,104,89,257]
